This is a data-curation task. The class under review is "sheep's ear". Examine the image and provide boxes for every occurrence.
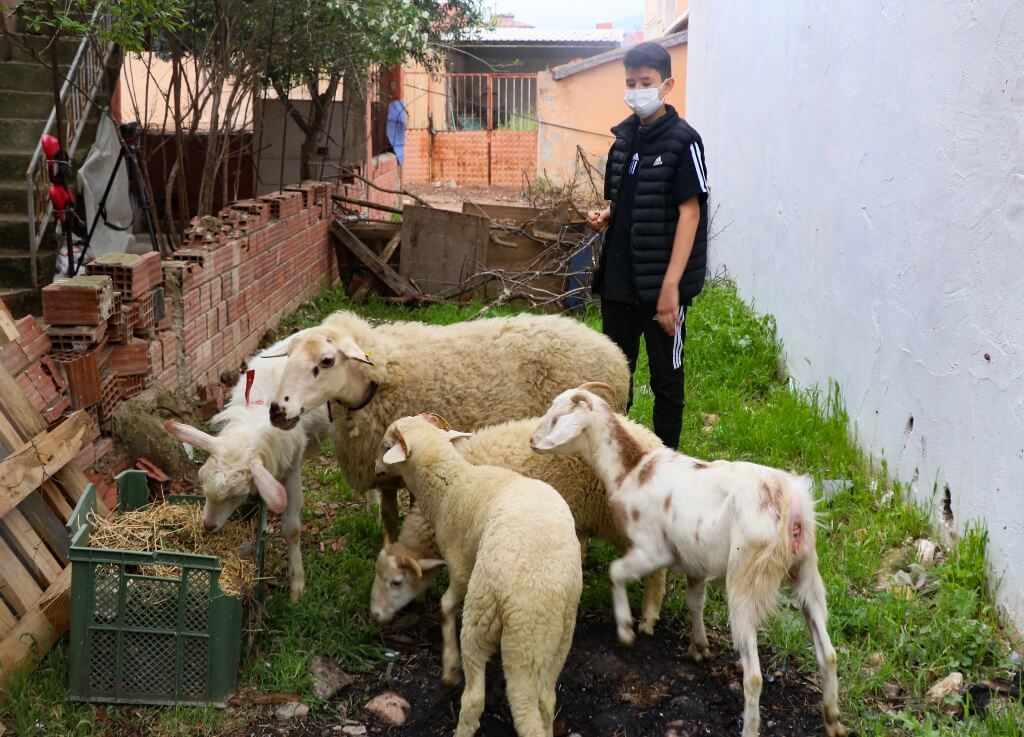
[163,420,224,455]
[443,429,472,443]
[339,337,374,365]
[248,458,287,514]
[419,558,446,573]
[382,443,408,465]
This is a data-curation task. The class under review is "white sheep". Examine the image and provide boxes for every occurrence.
[265,310,631,540]
[164,331,330,600]
[529,386,846,737]
[376,413,582,737]
[369,412,667,636]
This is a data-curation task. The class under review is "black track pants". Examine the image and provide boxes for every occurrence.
[600,299,686,450]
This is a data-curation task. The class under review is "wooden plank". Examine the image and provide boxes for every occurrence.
[0,311,17,347]
[0,567,70,702]
[17,493,70,563]
[0,535,44,615]
[332,222,420,298]
[0,411,99,520]
[1,510,64,586]
[401,205,490,297]
[39,481,73,524]
[331,193,403,215]
[379,230,402,264]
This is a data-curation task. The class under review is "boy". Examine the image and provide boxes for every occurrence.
[588,41,709,450]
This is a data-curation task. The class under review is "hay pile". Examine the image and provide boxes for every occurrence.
[87,503,259,597]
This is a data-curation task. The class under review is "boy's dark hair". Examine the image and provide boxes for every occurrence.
[623,42,672,80]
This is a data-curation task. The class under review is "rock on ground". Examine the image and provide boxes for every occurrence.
[113,386,200,475]
[308,655,354,700]
[365,691,410,725]
[275,701,310,720]
[927,672,964,703]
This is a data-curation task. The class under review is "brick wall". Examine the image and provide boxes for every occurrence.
[403,130,431,185]
[398,129,538,188]
[491,131,538,188]
[364,153,402,211]
[431,131,490,187]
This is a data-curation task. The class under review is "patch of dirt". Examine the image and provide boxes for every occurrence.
[244,610,827,737]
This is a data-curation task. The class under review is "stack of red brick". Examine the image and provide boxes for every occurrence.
[39,251,167,428]
[165,181,336,387]
[0,302,70,424]
[3,180,338,462]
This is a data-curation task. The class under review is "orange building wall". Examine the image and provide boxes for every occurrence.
[536,42,687,189]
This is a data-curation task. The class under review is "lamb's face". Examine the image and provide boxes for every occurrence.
[530,389,593,455]
[369,546,444,623]
[198,456,253,531]
[269,329,374,430]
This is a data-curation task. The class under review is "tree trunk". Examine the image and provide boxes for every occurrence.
[273,73,339,182]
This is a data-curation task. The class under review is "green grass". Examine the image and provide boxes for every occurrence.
[5,279,1022,736]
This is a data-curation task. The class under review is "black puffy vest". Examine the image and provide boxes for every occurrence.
[598,105,709,304]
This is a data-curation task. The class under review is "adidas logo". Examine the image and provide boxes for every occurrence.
[652,156,663,166]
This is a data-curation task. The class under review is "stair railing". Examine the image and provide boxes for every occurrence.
[24,5,114,287]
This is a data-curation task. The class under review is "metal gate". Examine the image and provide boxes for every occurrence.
[404,72,538,187]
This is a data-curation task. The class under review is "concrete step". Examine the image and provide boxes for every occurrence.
[0,183,28,216]
[0,118,96,151]
[0,150,34,181]
[4,32,84,64]
[0,213,30,250]
[0,90,55,121]
[0,60,69,92]
[0,248,56,289]
[0,286,41,318]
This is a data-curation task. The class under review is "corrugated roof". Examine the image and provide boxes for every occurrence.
[459,27,624,45]
[551,30,687,80]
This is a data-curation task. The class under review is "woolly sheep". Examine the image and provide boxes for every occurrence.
[376,412,582,737]
[530,386,845,737]
[369,412,667,636]
[164,331,330,600]
[266,310,630,539]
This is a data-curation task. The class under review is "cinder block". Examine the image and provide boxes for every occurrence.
[42,275,115,325]
[85,251,162,299]
[108,338,151,377]
[51,342,106,408]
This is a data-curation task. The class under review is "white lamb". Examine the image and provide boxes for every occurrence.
[265,310,630,540]
[369,410,667,636]
[529,385,845,737]
[164,331,330,600]
[376,413,582,737]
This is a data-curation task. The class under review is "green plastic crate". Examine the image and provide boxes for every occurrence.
[67,470,266,706]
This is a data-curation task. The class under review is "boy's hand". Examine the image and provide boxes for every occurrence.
[656,284,680,336]
[587,206,611,231]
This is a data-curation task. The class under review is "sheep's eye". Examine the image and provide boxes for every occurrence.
[389,578,403,589]
[319,356,335,369]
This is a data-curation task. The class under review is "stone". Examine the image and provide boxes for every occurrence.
[915,538,938,565]
[308,655,355,700]
[341,727,367,736]
[365,691,410,726]
[275,701,309,720]
[927,672,964,704]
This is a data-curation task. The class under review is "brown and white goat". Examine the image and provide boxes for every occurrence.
[530,386,845,737]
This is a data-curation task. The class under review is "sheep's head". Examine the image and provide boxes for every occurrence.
[530,382,613,455]
[369,536,445,624]
[268,326,375,430]
[375,414,471,476]
[164,421,287,530]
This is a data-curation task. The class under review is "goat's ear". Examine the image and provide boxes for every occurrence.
[339,337,374,365]
[163,420,224,455]
[532,410,586,450]
[382,428,408,464]
[248,458,287,514]
[419,558,446,573]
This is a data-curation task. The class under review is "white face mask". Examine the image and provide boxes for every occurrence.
[624,81,667,119]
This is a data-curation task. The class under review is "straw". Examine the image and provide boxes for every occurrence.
[87,503,259,597]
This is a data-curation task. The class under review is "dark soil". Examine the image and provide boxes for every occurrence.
[246,608,828,737]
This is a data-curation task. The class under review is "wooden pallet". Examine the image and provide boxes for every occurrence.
[0,329,108,699]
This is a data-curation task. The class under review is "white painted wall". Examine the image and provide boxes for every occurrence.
[686,1,1024,631]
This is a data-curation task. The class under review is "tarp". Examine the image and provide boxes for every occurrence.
[77,116,134,257]
[386,100,407,165]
